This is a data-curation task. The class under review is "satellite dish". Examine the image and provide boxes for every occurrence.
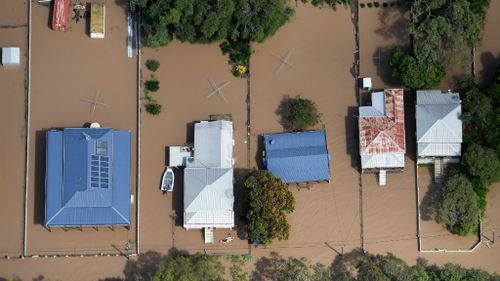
[90,122,101,128]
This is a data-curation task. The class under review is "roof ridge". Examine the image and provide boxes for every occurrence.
[111,206,130,224]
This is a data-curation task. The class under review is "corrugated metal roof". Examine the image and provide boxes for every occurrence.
[192,120,233,168]
[359,89,406,169]
[361,153,405,169]
[45,128,131,227]
[416,90,460,105]
[184,120,235,229]
[263,130,330,183]
[416,90,462,157]
[184,168,234,228]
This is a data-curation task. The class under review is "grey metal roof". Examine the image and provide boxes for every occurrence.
[416,91,462,157]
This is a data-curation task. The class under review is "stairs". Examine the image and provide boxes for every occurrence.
[204,227,214,244]
[378,170,387,186]
[434,158,444,184]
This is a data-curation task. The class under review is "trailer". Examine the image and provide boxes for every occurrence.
[90,3,105,38]
[52,0,69,31]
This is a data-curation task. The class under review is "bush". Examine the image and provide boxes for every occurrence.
[382,2,388,7]
[360,3,365,8]
[145,59,160,72]
[145,79,160,92]
[145,102,162,115]
[283,96,321,130]
[374,2,380,7]
[245,170,295,245]
[436,174,480,236]
[367,2,373,7]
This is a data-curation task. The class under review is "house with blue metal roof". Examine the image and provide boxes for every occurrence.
[45,128,131,228]
[262,130,331,184]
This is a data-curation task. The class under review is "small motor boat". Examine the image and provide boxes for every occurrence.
[161,167,174,192]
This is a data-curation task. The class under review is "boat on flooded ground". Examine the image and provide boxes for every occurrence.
[52,0,69,31]
[161,167,175,193]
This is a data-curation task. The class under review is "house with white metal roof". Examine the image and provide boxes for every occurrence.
[183,120,234,231]
[416,90,462,182]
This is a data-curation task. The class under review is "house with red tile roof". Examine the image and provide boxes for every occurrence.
[358,89,405,185]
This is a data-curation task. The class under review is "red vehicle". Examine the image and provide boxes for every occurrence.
[52,0,69,31]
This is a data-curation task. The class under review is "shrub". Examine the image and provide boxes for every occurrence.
[145,79,160,92]
[145,59,160,72]
[374,2,380,7]
[145,102,162,115]
[245,170,295,245]
[360,3,365,8]
[283,96,321,130]
[382,2,388,7]
[367,2,373,7]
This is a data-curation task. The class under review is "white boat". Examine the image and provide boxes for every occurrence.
[161,167,174,192]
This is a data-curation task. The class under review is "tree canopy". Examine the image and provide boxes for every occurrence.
[389,46,445,89]
[282,96,322,130]
[152,253,225,281]
[462,143,500,186]
[408,0,487,67]
[244,169,295,245]
[436,174,480,236]
[135,0,294,65]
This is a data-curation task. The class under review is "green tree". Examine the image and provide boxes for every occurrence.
[400,265,431,281]
[302,0,352,8]
[435,263,467,281]
[389,46,445,88]
[136,0,294,69]
[152,253,225,281]
[227,255,249,281]
[245,169,295,245]
[436,174,480,235]
[462,88,494,136]
[229,0,294,44]
[283,96,321,130]
[408,0,485,68]
[357,260,390,281]
[462,143,500,185]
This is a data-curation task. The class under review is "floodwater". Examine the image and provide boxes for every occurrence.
[2,1,500,280]
[477,0,500,85]
[0,0,28,256]
[359,2,409,89]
